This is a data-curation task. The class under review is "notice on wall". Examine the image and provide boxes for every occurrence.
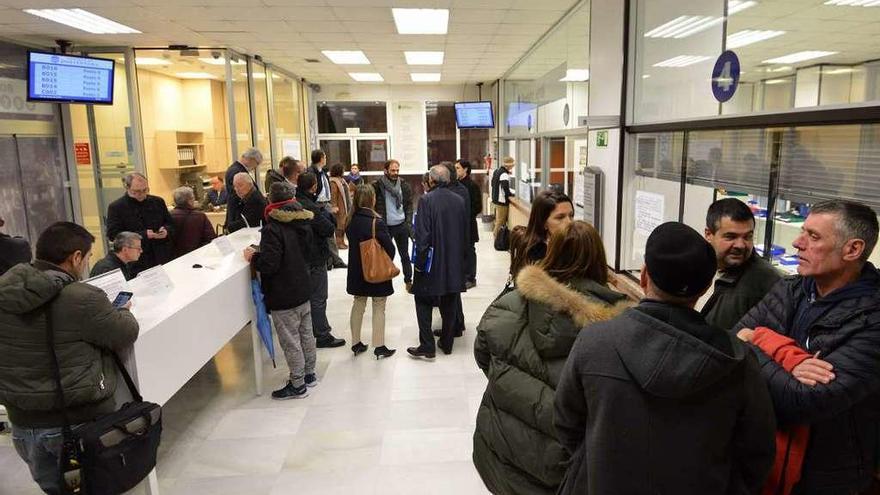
[130,265,174,295]
[573,146,587,209]
[634,190,664,235]
[75,142,91,165]
[213,235,236,256]
[392,101,426,169]
[282,138,301,160]
[84,268,128,302]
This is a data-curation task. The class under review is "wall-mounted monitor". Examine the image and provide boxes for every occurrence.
[454,101,494,129]
[27,51,115,105]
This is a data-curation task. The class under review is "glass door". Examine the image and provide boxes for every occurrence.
[319,138,352,168]
[356,138,388,171]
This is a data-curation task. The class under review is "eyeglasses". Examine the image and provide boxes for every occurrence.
[125,245,143,252]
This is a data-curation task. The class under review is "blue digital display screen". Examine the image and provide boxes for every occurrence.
[27,51,115,105]
[454,101,494,129]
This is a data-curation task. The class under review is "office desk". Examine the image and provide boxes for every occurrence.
[125,227,263,494]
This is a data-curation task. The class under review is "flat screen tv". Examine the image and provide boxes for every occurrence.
[27,51,115,105]
[454,101,494,129]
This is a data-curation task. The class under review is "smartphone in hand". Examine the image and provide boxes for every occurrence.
[112,291,133,308]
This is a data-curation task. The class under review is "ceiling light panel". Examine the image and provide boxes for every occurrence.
[727,0,758,14]
[411,73,440,82]
[349,72,384,82]
[559,69,590,82]
[764,78,792,85]
[825,0,880,5]
[404,51,444,65]
[762,51,838,64]
[392,8,449,35]
[135,58,170,66]
[322,50,370,65]
[24,8,141,34]
[645,1,755,39]
[199,57,246,66]
[176,72,215,79]
[726,30,785,49]
[653,55,713,68]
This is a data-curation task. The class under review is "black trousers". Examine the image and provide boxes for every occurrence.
[415,293,457,353]
[465,242,477,283]
[388,223,413,283]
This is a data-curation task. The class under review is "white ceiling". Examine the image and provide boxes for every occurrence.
[0,0,579,84]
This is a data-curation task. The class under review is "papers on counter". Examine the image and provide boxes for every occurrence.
[213,235,236,256]
[84,268,128,302]
[129,265,174,296]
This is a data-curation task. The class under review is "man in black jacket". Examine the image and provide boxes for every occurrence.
[296,173,345,348]
[373,159,414,291]
[309,149,346,269]
[90,231,141,280]
[227,172,268,233]
[555,222,775,495]
[736,199,880,495]
[700,198,781,330]
[106,173,174,275]
[407,165,468,358]
[456,159,482,288]
[0,214,31,277]
[245,183,318,400]
[224,147,263,225]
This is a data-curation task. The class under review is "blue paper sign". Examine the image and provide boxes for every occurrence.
[711,50,740,103]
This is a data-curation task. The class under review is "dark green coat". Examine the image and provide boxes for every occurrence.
[473,265,630,495]
[0,261,139,427]
[701,252,781,331]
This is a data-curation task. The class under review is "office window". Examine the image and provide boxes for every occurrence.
[426,101,456,166]
[317,101,387,134]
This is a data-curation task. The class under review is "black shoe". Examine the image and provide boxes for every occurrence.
[304,373,318,388]
[272,381,308,400]
[465,281,476,290]
[317,336,346,348]
[406,347,435,360]
[405,282,413,294]
[432,329,442,337]
[433,329,463,338]
[333,261,348,269]
[351,342,368,356]
[438,344,453,355]
[374,346,396,359]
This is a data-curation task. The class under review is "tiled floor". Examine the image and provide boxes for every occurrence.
[0,233,504,495]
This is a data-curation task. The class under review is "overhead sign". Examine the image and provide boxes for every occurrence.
[711,50,741,103]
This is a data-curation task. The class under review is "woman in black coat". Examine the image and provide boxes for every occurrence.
[346,184,397,359]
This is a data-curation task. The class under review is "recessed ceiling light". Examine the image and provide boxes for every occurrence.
[404,51,444,65]
[322,50,370,65]
[392,8,449,35]
[764,78,791,85]
[199,57,245,66]
[245,72,281,79]
[727,30,785,49]
[411,73,440,82]
[559,69,589,82]
[653,55,713,68]
[642,74,651,79]
[825,0,880,5]
[134,57,171,66]
[728,0,758,14]
[23,8,140,34]
[763,51,837,64]
[768,65,792,72]
[825,67,855,74]
[176,72,215,79]
[349,72,384,82]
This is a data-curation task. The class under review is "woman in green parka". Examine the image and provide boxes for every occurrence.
[473,220,631,495]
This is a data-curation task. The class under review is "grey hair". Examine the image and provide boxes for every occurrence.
[122,172,147,189]
[811,199,879,263]
[233,172,253,187]
[429,165,450,186]
[241,147,263,163]
[172,186,195,208]
[112,231,142,253]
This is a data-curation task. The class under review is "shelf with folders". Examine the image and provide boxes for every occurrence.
[157,130,207,170]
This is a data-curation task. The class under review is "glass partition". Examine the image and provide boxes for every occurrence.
[251,61,272,183]
[270,70,303,163]
[426,101,456,166]
[232,56,253,161]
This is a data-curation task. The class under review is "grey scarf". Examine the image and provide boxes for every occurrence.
[378,176,403,209]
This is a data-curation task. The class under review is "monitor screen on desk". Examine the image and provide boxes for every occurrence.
[454,101,494,129]
[27,51,115,105]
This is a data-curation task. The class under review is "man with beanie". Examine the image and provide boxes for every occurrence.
[244,182,318,399]
[554,222,775,495]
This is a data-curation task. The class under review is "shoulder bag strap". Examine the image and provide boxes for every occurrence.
[371,217,377,239]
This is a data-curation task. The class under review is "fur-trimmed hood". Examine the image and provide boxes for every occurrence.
[268,205,314,223]
[516,265,631,328]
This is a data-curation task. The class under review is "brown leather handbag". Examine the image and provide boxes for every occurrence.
[360,217,400,283]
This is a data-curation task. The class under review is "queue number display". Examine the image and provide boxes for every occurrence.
[454,101,495,129]
[27,51,115,105]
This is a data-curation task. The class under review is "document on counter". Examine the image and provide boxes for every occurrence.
[213,235,236,256]
[130,265,174,295]
[84,269,128,302]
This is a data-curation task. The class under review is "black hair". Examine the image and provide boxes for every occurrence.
[298,172,318,193]
[329,163,344,177]
[706,198,755,233]
[384,159,400,170]
[457,160,472,176]
[311,149,325,165]
[36,222,95,265]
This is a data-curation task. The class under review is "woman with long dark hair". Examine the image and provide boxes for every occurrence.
[509,190,574,278]
[474,220,629,495]
[345,184,396,359]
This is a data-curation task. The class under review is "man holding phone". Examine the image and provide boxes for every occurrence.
[106,173,174,276]
[0,222,139,494]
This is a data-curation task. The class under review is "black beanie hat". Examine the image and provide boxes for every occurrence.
[645,222,717,298]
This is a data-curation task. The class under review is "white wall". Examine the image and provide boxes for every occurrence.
[315,84,483,173]
[588,129,621,268]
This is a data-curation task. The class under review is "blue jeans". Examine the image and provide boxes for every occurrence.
[12,424,84,495]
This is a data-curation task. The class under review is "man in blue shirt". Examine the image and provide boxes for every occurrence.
[373,159,414,292]
[205,176,228,208]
